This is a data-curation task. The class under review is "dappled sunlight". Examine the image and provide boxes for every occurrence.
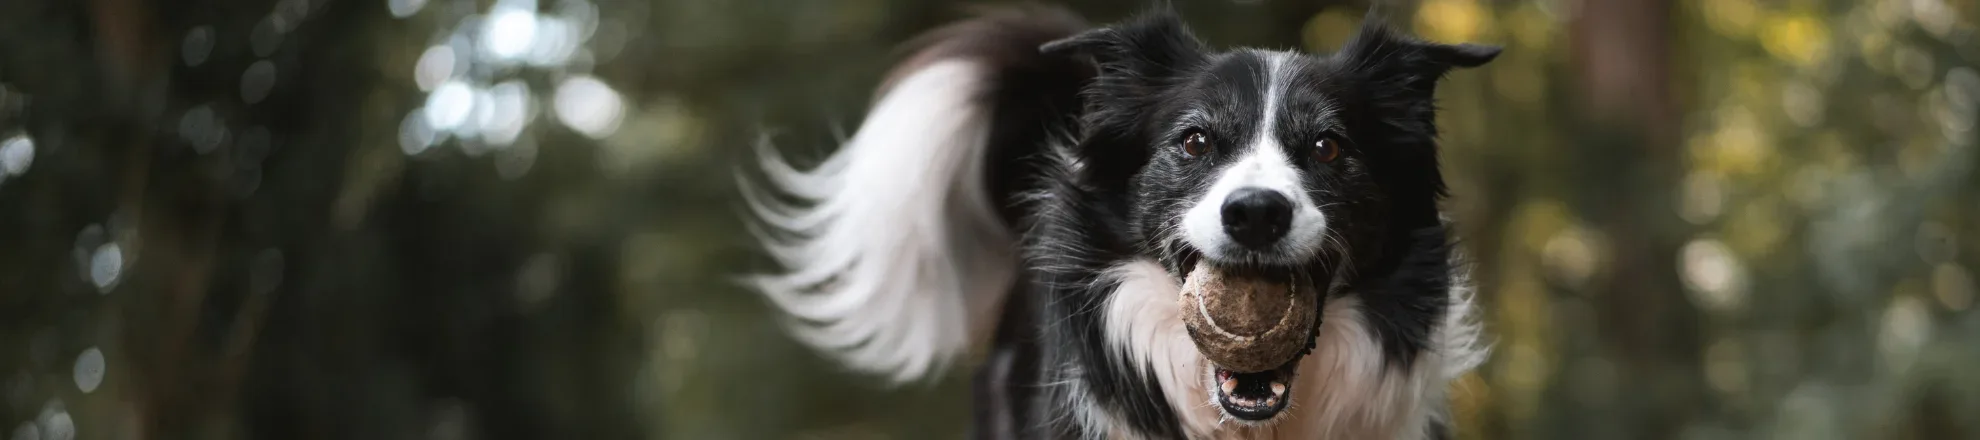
[391,0,620,173]
[0,0,1972,438]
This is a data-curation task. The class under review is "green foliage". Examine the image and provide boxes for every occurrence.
[0,0,1973,438]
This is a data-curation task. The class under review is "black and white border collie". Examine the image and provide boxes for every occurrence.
[740,5,1499,439]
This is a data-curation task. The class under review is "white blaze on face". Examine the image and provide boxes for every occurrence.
[1182,51,1327,264]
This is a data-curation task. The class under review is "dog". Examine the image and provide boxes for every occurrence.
[739,4,1499,439]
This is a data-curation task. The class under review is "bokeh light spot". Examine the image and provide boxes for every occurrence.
[480,80,532,146]
[1909,0,1958,38]
[526,16,581,67]
[483,7,538,62]
[71,348,103,394]
[181,26,214,67]
[1681,238,1749,313]
[36,401,73,440]
[1934,264,1974,311]
[552,75,623,139]
[1942,67,1979,137]
[1781,80,1825,127]
[425,81,475,131]
[1760,14,1829,67]
[1679,171,1726,225]
[71,225,104,281]
[241,61,278,104]
[388,0,427,18]
[400,108,440,155]
[1540,226,1601,290]
[466,87,497,144]
[414,45,456,92]
[1415,0,1487,43]
[89,243,123,294]
[1877,295,1932,373]
[179,105,227,153]
[556,0,598,40]
[0,135,33,177]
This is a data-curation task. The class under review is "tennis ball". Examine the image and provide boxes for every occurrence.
[1177,262,1319,373]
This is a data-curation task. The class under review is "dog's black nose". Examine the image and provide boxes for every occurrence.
[1221,187,1293,249]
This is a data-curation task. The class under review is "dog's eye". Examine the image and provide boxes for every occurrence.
[1312,137,1342,163]
[1181,131,1211,157]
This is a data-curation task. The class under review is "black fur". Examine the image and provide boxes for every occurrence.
[899,5,1497,438]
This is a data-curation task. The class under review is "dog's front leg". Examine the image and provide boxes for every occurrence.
[970,285,1041,440]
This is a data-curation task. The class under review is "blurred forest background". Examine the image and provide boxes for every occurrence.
[0,0,1976,438]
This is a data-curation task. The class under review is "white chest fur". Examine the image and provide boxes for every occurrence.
[1093,259,1484,440]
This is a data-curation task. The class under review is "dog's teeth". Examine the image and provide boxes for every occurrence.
[1221,379,1237,395]
[1271,382,1286,396]
[1265,397,1279,407]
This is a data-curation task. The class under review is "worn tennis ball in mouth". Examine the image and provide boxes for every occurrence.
[1177,262,1319,373]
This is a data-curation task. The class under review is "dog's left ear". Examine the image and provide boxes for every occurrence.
[1340,17,1501,96]
[1339,16,1499,215]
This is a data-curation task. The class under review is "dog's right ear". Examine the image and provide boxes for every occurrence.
[1040,7,1205,89]
[1039,7,1205,191]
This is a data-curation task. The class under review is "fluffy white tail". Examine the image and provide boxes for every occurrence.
[739,60,1017,383]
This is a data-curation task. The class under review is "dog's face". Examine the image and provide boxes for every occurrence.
[1045,11,1497,423]
[1151,50,1373,271]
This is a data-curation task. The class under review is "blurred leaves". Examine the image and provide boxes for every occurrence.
[0,0,1974,439]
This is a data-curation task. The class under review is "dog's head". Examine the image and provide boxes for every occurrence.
[1044,9,1497,423]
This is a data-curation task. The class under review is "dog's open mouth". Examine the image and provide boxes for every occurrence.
[1177,260,1320,422]
[1209,356,1301,421]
